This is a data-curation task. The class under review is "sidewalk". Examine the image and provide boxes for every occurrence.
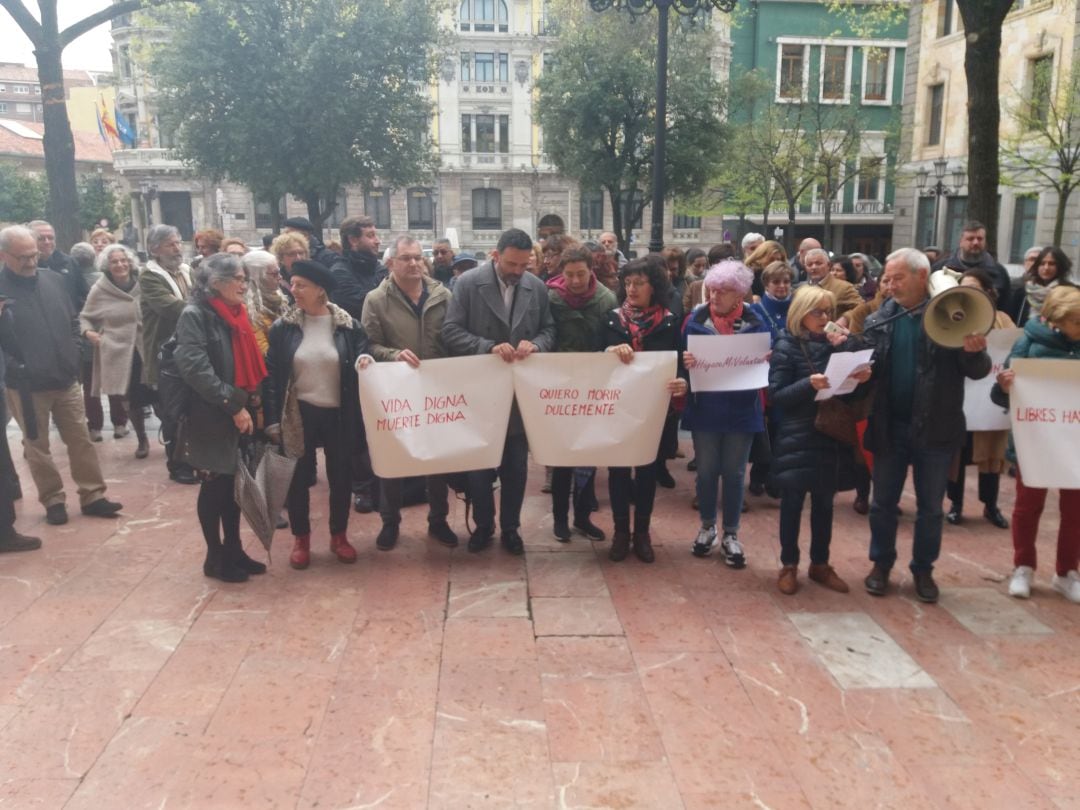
[0,427,1076,809]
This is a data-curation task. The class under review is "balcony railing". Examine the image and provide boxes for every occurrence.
[767,199,894,217]
[112,148,185,172]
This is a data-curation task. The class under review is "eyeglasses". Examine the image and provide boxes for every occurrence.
[397,254,424,263]
[624,278,651,289]
[807,308,831,319]
[232,275,249,284]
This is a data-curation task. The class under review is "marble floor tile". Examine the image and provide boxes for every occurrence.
[788,611,937,690]
[442,616,537,661]
[552,760,684,808]
[940,587,1054,636]
[531,595,623,636]
[447,578,529,618]
[526,550,609,597]
[0,643,73,706]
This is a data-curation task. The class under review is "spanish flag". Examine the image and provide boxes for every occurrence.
[99,95,119,140]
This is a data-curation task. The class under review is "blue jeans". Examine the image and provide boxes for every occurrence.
[469,431,529,533]
[692,430,753,534]
[868,420,953,573]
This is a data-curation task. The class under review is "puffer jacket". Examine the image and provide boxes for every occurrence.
[768,332,863,492]
[680,303,767,434]
[361,275,450,362]
[548,283,618,352]
[264,303,368,459]
[329,249,388,321]
[990,316,1080,463]
[857,297,991,452]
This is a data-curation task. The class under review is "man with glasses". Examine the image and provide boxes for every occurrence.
[442,227,556,555]
[360,234,460,551]
[0,225,123,526]
[140,224,196,484]
[431,238,455,284]
[802,247,862,317]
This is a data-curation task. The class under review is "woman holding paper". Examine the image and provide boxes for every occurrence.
[604,255,688,563]
[682,260,768,569]
[767,286,871,595]
[944,268,1015,529]
[548,247,618,543]
[992,284,1080,603]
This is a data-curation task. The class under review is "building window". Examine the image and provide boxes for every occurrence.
[254,196,286,229]
[472,188,502,230]
[1009,195,1039,263]
[15,103,31,114]
[0,103,7,114]
[579,190,604,231]
[1028,54,1054,127]
[778,44,806,100]
[461,52,510,83]
[673,213,701,230]
[459,0,509,33]
[915,197,937,248]
[943,195,969,252]
[461,113,509,153]
[856,158,883,200]
[821,46,848,101]
[862,48,890,102]
[34,85,41,94]
[617,189,644,229]
[937,1,957,37]
[13,85,29,94]
[407,187,434,230]
[927,83,944,146]
[118,44,133,80]
[0,85,5,92]
[364,189,391,230]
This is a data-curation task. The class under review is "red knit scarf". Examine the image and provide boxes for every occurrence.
[709,301,744,335]
[618,301,667,351]
[208,297,267,391]
[547,272,598,310]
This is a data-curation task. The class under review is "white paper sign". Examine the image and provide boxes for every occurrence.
[964,328,1022,431]
[1010,358,1080,488]
[357,355,514,477]
[814,349,875,400]
[687,333,771,392]
[514,351,677,467]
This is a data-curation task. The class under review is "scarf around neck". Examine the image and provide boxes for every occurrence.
[618,300,667,351]
[208,296,267,391]
[709,301,745,335]
[547,272,597,310]
[1026,278,1059,315]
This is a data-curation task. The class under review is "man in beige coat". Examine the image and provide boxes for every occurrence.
[802,248,862,317]
[359,234,458,551]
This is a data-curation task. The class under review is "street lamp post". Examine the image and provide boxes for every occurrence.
[914,158,965,249]
[589,0,737,254]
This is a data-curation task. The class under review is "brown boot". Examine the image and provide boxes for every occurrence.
[809,563,849,593]
[289,534,311,569]
[778,565,799,595]
[609,518,631,562]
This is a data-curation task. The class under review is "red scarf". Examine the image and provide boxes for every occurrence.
[547,272,598,310]
[618,301,667,351]
[208,297,267,391]
[709,301,744,335]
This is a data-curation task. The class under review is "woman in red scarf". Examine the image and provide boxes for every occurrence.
[602,256,688,563]
[174,253,268,583]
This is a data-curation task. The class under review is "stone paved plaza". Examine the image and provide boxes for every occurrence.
[0,425,1077,809]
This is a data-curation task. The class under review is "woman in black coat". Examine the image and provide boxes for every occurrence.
[603,256,688,563]
[175,253,268,583]
[264,260,368,570]
[767,285,871,596]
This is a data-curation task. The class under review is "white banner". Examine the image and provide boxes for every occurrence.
[1010,358,1080,488]
[357,355,514,477]
[964,328,1022,431]
[687,333,771,392]
[514,351,677,467]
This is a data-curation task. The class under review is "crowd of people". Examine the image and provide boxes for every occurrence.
[0,216,1077,608]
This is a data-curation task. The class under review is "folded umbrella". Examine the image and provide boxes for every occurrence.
[234,437,297,560]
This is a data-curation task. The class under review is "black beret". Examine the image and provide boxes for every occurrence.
[289,259,336,292]
[283,216,315,232]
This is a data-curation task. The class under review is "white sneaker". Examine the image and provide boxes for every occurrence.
[1008,566,1034,599]
[691,525,718,558]
[1052,570,1080,604]
[719,532,746,569]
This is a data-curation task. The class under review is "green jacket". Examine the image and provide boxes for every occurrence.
[139,261,192,385]
[547,283,618,352]
[360,275,451,362]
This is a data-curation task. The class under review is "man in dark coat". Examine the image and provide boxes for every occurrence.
[442,227,557,555]
[28,219,89,311]
[932,221,1011,312]
[854,247,990,604]
[329,215,388,513]
[0,298,39,553]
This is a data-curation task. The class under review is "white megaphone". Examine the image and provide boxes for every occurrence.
[922,269,996,348]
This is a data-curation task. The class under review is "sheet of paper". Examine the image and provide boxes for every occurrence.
[814,349,874,401]
[686,332,771,392]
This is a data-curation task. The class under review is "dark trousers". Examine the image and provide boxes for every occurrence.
[609,464,657,524]
[351,446,377,501]
[197,473,240,549]
[947,468,999,511]
[551,466,597,524]
[82,358,128,431]
[0,394,17,535]
[287,402,351,536]
[380,475,450,526]
[469,431,529,533]
[779,485,836,566]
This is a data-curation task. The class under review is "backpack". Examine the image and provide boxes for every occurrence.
[156,334,192,425]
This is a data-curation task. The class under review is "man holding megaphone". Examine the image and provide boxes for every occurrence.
[851,248,991,604]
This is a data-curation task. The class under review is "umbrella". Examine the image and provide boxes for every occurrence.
[234,437,297,560]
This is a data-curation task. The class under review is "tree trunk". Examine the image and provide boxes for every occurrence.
[784,201,797,255]
[821,174,834,253]
[608,186,628,256]
[1054,186,1072,246]
[959,1,1014,255]
[35,42,82,249]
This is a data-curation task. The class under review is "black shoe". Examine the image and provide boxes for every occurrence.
[553,519,571,542]
[945,505,962,525]
[353,493,375,514]
[501,530,524,555]
[0,531,41,552]
[428,520,459,548]
[45,503,68,525]
[203,549,249,583]
[609,527,631,562]
[984,506,1009,529]
[376,523,399,551]
[864,564,891,596]
[656,466,676,489]
[573,517,606,541]
[748,482,765,496]
[135,437,150,459]
[467,527,493,553]
[235,548,267,574]
[764,484,781,499]
[170,468,197,485]
[632,531,655,563]
[912,570,939,603]
[81,498,123,517]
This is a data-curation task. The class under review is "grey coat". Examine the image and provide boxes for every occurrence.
[79,275,142,396]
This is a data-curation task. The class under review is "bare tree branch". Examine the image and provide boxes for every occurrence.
[0,0,44,46]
